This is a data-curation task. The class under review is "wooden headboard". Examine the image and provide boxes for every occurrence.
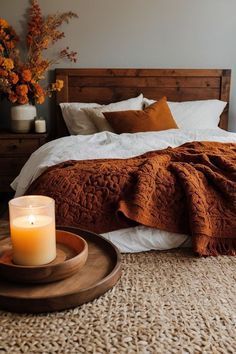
[55,68,231,137]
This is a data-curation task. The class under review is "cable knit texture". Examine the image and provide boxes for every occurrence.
[27,141,236,256]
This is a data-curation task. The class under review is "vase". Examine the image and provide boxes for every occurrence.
[11,104,37,133]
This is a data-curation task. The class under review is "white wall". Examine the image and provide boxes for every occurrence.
[1,0,236,130]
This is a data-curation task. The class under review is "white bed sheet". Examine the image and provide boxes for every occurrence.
[11,128,236,253]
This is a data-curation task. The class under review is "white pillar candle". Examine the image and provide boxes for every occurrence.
[35,119,46,133]
[9,196,56,266]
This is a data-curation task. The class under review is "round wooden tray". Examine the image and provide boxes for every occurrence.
[0,230,88,284]
[0,226,122,313]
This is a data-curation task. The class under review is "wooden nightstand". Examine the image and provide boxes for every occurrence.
[0,131,48,193]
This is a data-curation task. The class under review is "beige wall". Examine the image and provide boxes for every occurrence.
[1,0,236,131]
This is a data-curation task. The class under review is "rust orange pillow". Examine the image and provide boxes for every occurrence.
[103,97,178,134]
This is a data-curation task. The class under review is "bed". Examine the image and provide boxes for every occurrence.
[11,68,236,255]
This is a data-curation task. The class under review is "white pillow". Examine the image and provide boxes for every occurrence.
[143,98,227,129]
[82,106,115,132]
[60,102,101,135]
[83,94,144,132]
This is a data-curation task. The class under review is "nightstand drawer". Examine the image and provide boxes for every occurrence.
[0,157,28,175]
[0,132,48,193]
[0,139,39,156]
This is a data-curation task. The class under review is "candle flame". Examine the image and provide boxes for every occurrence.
[28,215,36,225]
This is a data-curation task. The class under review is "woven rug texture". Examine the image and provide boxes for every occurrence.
[0,222,236,353]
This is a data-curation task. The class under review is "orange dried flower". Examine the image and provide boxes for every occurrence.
[0,2,78,105]
[0,18,9,28]
[52,79,64,91]
[8,91,18,103]
[33,82,44,95]
[18,95,29,104]
[36,95,45,104]
[32,81,45,104]
[21,69,32,82]
[0,69,8,77]
[9,72,19,84]
[16,84,28,96]
[3,58,14,70]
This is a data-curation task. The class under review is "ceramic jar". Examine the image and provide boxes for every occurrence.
[11,104,37,133]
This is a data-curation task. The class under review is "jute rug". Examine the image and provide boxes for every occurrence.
[0,221,235,354]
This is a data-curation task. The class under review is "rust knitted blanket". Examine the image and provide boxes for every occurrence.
[27,141,236,256]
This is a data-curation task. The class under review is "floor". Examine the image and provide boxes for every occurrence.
[0,245,235,353]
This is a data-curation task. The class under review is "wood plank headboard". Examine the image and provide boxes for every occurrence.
[55,68,231,137]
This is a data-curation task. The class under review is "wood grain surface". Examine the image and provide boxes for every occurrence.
[0,225,122,313]
[55,68,231,137]
[0,132,48,192]
[0,230,88,284]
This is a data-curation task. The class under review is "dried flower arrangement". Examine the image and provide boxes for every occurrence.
[0,0,78,105]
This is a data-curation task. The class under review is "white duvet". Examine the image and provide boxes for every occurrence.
[11,128,236,252]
